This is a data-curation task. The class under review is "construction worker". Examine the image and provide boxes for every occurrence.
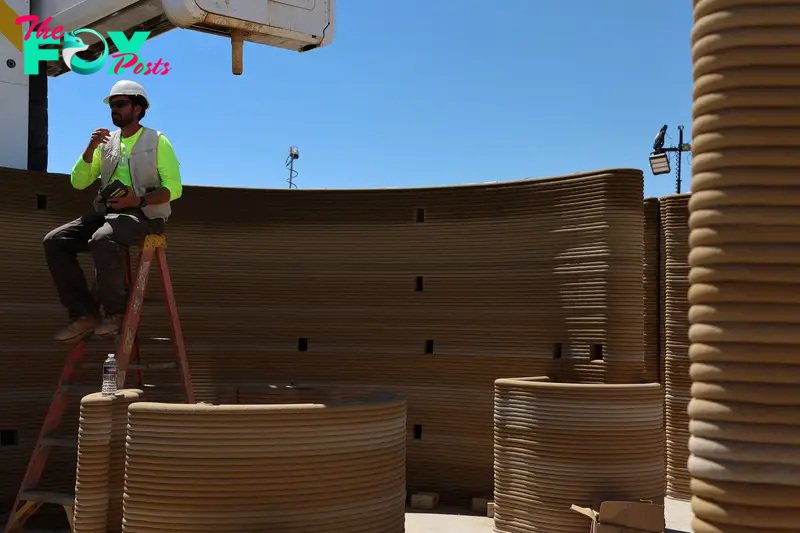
[42,80,183,343]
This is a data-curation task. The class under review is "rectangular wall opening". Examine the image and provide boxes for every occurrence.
[297,338,309,352]
[0,429,19,447]
[415,276,424,291]
[415,208,425,222]
[413,424,423,440]
[552,343,562,360]
[36,194,48,210]
[589,344,604,361]
[424,340,434,354]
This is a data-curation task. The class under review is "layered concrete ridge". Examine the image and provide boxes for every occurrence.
[0,167,648,503]
[107,390,143,533]
[121,391,407,532]
[688,0,800,531]
[73,393,114,533]
[492,377,664,533]
[661,194,692,501]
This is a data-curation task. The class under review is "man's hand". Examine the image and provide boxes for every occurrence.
[83,128,110,163]
[89,128,111,149]
[107,186,140,209]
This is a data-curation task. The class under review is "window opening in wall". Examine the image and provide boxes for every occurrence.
[424,340,434,354]
[415,276,424,291]
[552,343,562,360]
[415,208,425,222]
[0,429,18,446]
[413,424,423,440]
[297,338,308,352]
[590,344,604,361]
[36,194,48,210]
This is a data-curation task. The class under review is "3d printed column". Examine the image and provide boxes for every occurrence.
[107,389,143,533]
[493,377,664,533]
[72,393,114,533]
[688,1,800,531]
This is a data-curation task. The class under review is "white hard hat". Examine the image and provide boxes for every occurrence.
[103,80,149,109]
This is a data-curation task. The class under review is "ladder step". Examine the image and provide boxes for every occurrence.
[40,437,77,450]
[19,491,75,507]
[60,384,98,394]
[141,382,184,389]
[79,361,177,371]
[129,362,178,371]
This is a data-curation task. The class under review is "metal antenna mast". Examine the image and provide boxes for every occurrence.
[286,146,299,189]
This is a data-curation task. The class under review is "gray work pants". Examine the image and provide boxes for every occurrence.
[43,210,165,318]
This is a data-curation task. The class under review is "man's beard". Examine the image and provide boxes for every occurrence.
[112,114,132,127]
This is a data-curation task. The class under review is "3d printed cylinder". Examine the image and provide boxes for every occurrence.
[688,1,800,531]
[493,377,664,533]
[121,392,407,532]
[73,393,114,533]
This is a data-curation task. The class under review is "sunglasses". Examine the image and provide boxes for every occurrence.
[109,100,131,109]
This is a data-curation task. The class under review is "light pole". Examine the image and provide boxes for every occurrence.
[648,124,692,194]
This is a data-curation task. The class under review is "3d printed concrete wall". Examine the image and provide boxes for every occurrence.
[0,167,650,504]
[73,393,114,532]
[661,193,691,501]
[688,1,800,531]
[107,390,143,533]
[643,197,662,383]
[493,377,664,533]
[73,390,142,533]
[121,392,406,532]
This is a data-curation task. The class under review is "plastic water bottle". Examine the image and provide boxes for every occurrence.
[102,353,118,396]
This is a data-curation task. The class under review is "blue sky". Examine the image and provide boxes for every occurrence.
[47,0,693,198]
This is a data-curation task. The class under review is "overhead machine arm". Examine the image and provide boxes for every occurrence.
[0,0,335,171]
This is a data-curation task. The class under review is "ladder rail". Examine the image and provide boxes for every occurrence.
[114,243,155,390]
[2,234,194,533]
[3,341,87,533]
[156,245,195,403]
[123,251,144,390]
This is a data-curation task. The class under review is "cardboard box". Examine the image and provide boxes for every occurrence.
[571,500,664,533]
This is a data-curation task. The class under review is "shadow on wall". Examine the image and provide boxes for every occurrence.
[0,165,648,506]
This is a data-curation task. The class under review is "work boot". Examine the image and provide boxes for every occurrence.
[54,316,98,343]
[95,314,124,338]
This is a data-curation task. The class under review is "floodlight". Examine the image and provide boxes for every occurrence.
[649,152,671,175]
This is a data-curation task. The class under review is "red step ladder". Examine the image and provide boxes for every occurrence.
[2,234,195,533]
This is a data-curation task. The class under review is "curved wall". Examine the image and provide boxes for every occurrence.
[493,377,664,533]
[122,392,407,533]
[0,166,647,504]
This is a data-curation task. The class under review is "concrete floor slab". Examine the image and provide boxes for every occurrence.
[665,497,692,532]
[406,510,494,533]
[404,498,693,533]
[6,498,694,533]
